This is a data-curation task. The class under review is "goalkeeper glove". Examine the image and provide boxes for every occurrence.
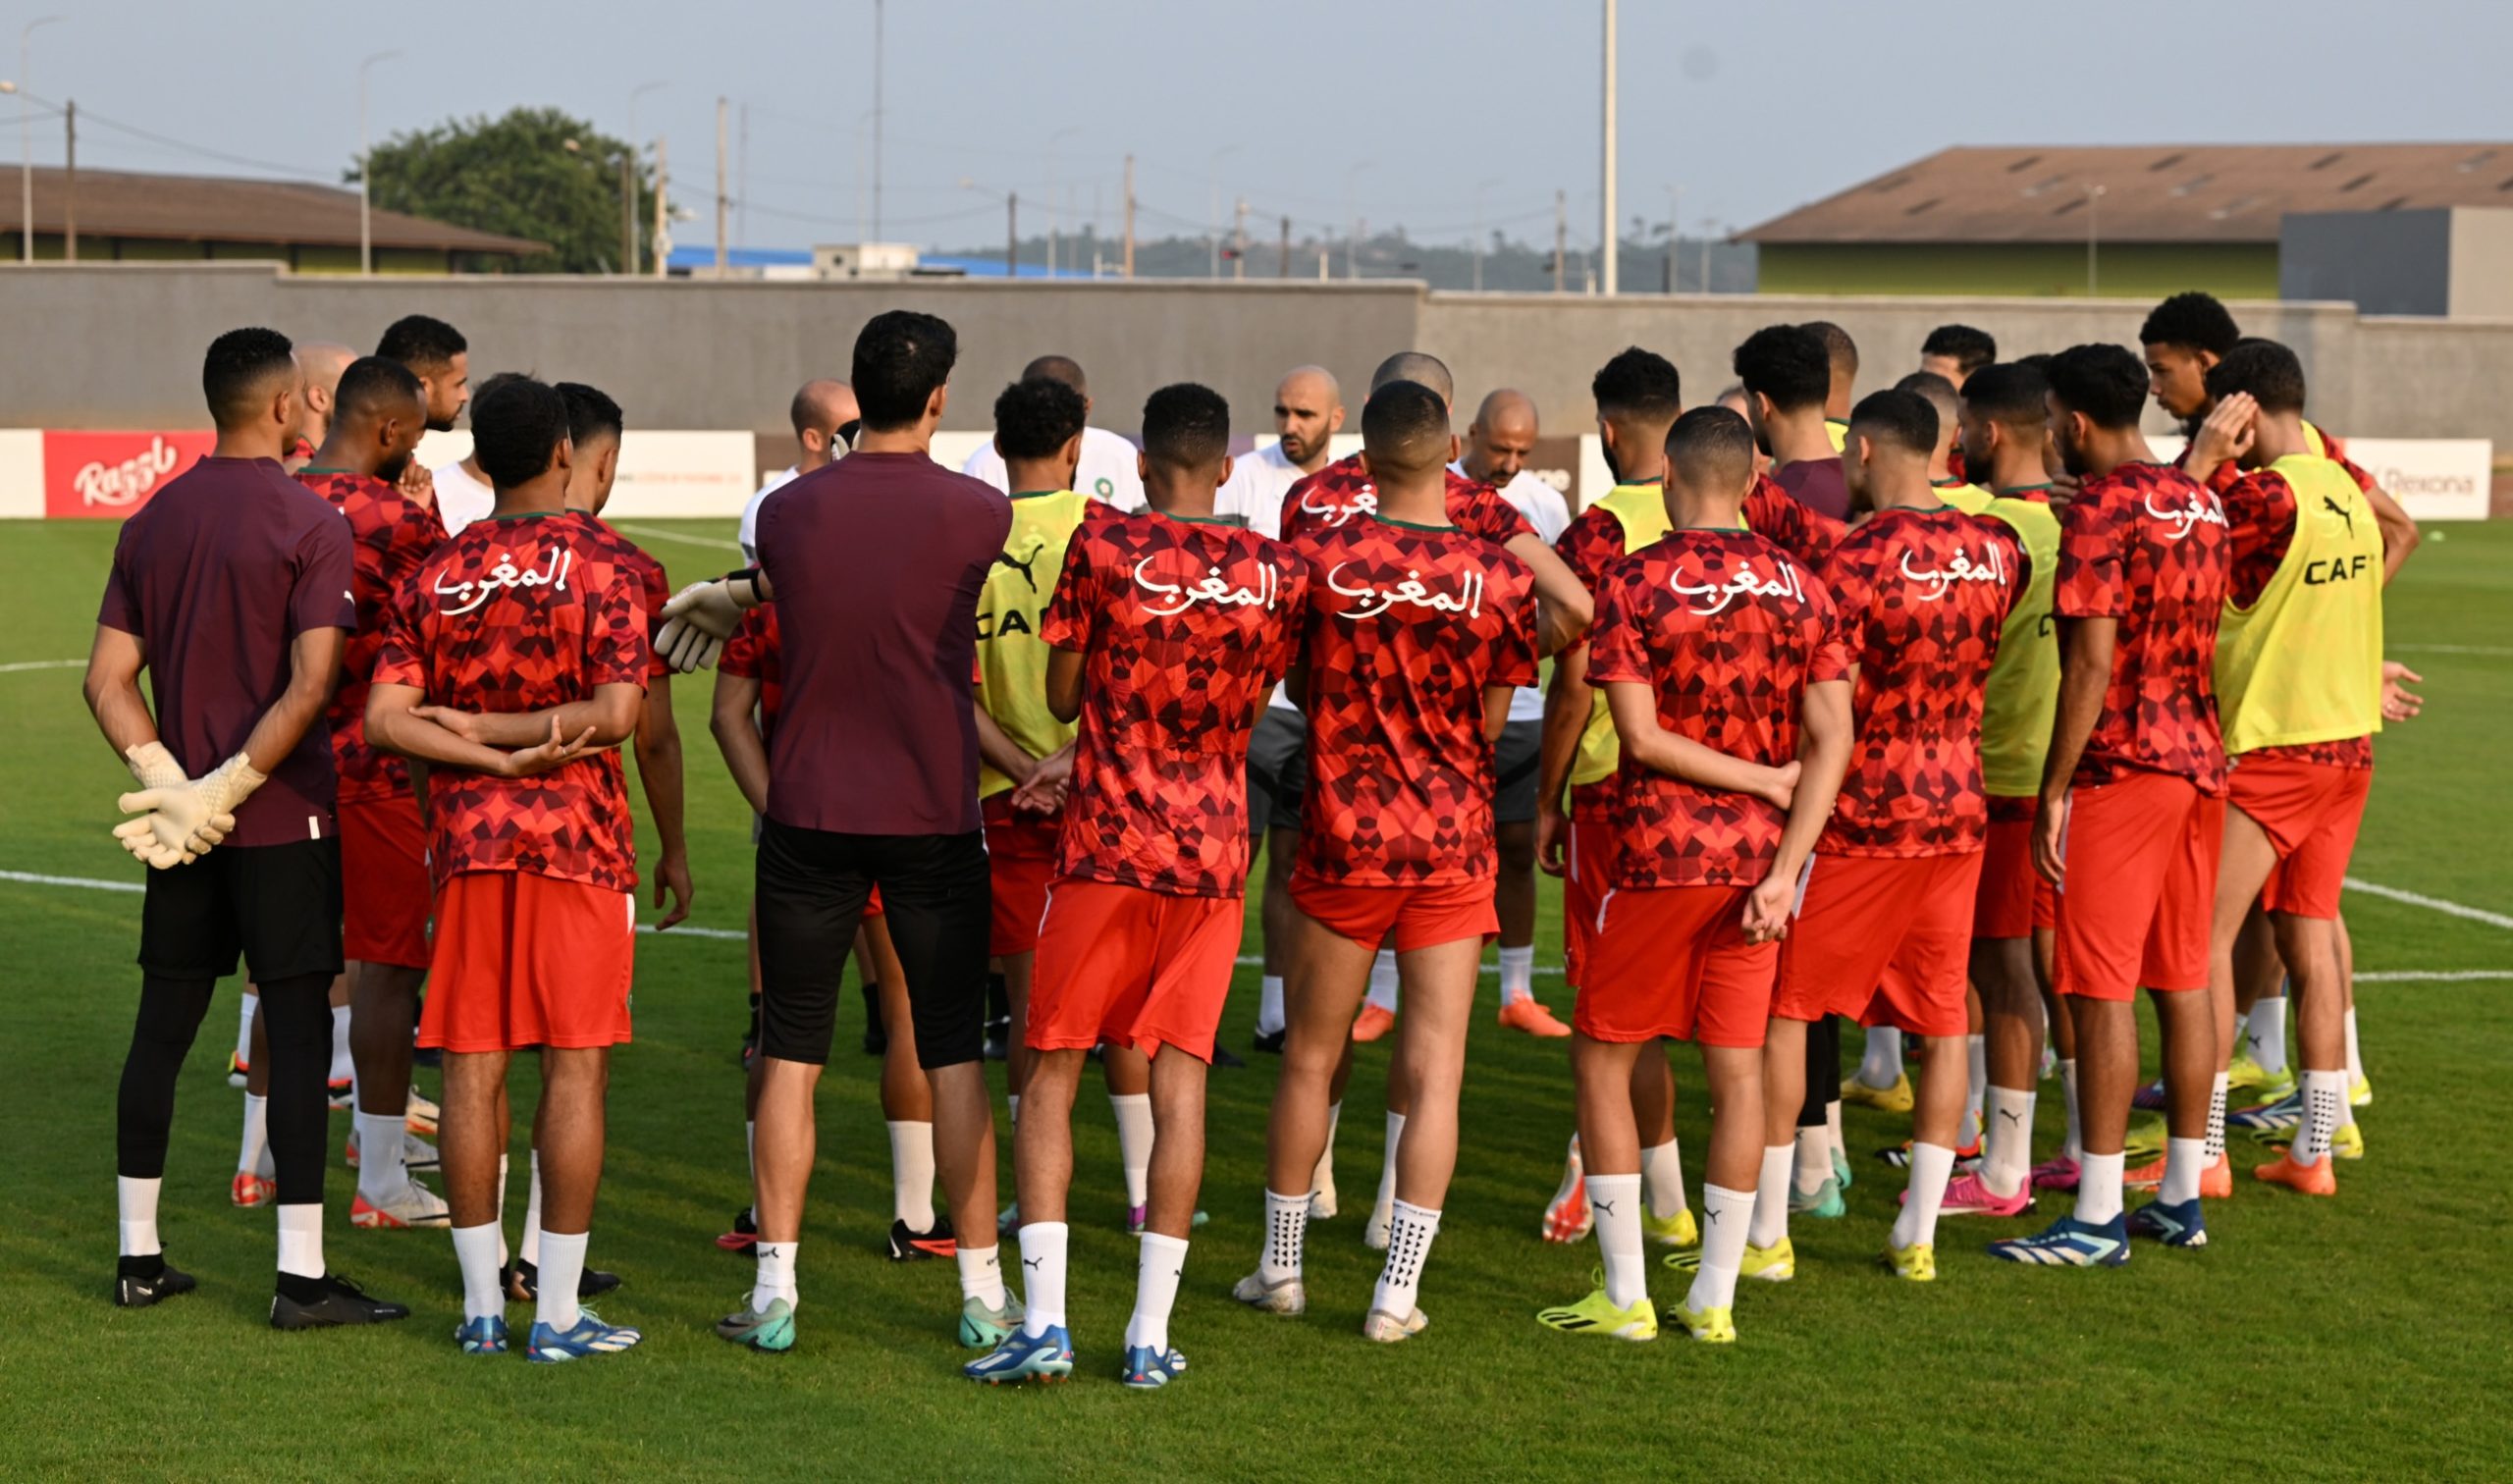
[113,748,265,869]
[655,569,764,674]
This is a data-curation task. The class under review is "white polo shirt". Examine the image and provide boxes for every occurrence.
[431,457,496,539]
[1455,461,1572,723]
[961,425,1146,511]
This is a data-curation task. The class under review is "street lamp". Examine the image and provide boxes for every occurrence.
[357,49,402,277]
[1048,126,1082,276]
[1599,0,1618,294]
[20,15,61,264]
[2084,183,2108,296]
[625,80,665,276]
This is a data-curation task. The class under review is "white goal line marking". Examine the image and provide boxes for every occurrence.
[607,522,745,554]
[0,659,85,674]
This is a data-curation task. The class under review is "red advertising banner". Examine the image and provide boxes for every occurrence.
[43,431,216,518]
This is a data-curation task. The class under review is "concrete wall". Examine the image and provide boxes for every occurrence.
[2281,211,2453,316]
[5,263,2512,445]
[2448,209,2513,320]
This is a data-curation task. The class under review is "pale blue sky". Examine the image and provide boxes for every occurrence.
[14,0,2509,251]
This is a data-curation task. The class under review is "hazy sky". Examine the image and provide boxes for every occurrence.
[15,0,2510,253]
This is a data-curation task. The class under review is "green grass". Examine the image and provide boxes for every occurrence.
[2,517,2509,1482]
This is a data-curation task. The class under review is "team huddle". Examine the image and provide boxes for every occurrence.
[85,289,2418,1376]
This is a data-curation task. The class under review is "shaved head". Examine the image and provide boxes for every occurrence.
[1272,363,1346,470]
[789,378,859,470]
[1022,354,1087,398]
[1369,351,1453,406]
[295,341,354,397]
[1462,388,1538,486]
[1279,363,1340,406]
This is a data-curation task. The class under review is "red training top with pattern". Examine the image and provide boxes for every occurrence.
[2053,460,2231,795]
[561,511,670,682]
[1279,453,1533,547]
[371,510,651,890]
[297,468,447,804]
[721,606,783,741]
[2219,457,2379,769]
[1816,506,2026,857]
[2181,419,2347,496]
[1041,510,1308,896]
[1292,515,1539,886]
[1587,529,1848,888]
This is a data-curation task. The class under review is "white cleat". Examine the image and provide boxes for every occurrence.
[1310,1172,1338,1221]
[1361,1306,1428,1344]
[1363,1202,1393,1251]
[404,1088,441,1136]
[1231,1271,1307,1315]
[349,1179,452,1229]
[344,1128,440,1171]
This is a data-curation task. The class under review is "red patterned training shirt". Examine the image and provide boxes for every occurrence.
[1041,510,1308,897]
[1587,530,1848,888]
[1292,517,1539,886]
[721,606,784,741]
[1279,454,1533,546]
[2053,460,2231,795]
[561,511,671,682]
[1816,506,2025,857]
[371,511,651,890]
[297,468,447,803]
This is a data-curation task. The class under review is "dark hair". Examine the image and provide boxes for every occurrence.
[1369,350,1453,404]
[1141,382,1232,470]
[851,310,958,430]
[2139,292,2240,357]
[374,314,467,372]
[331,354,424,425]
[1361,379,1450,473]
[1022,354,1087,397]
[201,327,297,430]
[1665,405,1756,491]
[1591,346,1683,423]
[1921,324,1997,374]
[2043,344,2150,430]
[1894,369,1960,430]
[1960,361,2051,427]
[469,372,570,489]
[991,375,1090,462]
[2204,337,2307,415]
[2012,351,2054,374]
[557,381,625,446]
[1802,320,1858,376]
[1847,388,1937,456]
[1733,325,1832,413]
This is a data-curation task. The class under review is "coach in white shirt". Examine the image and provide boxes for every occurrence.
[1216,363,1345,540]
[739,379,857,561]
[959,354,1145,512]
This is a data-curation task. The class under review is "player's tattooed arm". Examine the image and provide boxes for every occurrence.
[1743,677,1851,944]
[708,670,773,816]
[1601,681,1801,809]
[2032,615,2116,887]
[1507,534,1594,658]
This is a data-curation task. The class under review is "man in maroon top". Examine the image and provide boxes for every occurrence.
[1735,325,1850,521]
[85,326,408,1328]
[657,310,1019,1354]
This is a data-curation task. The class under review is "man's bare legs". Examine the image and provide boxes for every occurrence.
[1971,935,2044,1198]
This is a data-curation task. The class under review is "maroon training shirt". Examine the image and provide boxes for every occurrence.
[753,450,1012,835]
[1773,455,1851,523]
[96,454,357,846]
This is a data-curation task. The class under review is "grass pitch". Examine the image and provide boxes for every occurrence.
[1,517,2507,1481]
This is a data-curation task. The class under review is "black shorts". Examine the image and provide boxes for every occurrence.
[755,821,989,1070]
[1494,718,1544,824]
[139,837,345,983]
[1246,707,1308,837]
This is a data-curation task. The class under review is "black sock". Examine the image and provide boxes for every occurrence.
[119,1252,167,1280]
[1800,1016,1840,1130]
[276,1270,330,1302]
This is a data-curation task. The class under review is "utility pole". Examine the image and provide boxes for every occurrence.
[21,16,61,265]
[1278,214,1291,278]
[738,102,750,248]
[653,134,670,277]
[1553,189,1567,293]
[714,97,728,275]
[1600,0,1618,295]
[1122,154,1136,279]
[1664,185,1678,293]
[1232,196,1247,281]
[872,0,884,239]
[61,97,73,261]
[626,80,663,276]
[1699,219,1713,292]
[357,49,402,277]
[1006,190,1018,281]
[2085,184,2106,295]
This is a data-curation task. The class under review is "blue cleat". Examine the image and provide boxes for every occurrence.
[454,1314,509,1354]
[1120,1344,1189,1389]
[2229,1091,2303,1133]
[964,1324,1075,1385]
[524,1309,642,1362]
[1986,1213,2131,1268]
[2126,1196,2209,1249]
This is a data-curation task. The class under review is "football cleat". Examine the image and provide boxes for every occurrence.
[1667,1299,1735,1344]
[2226,1054,2295,1103]
[1677,1237,1800,1283]
[995,1201,1021,1240]
[2350,1073,2373,1109]
[1641,1206,1699,1248]
[1350,1003,1396,1044]
[348,1184,451,1229]
[231,1171,277,1208]
[270,1272,411,1329]
[2260,1122,2365,1160]
[2130,1079,2167,1112]
[226,1052,250,1089]
[525,1310,642,1363]
[1933,1171,2033,1218]
[2228,1092,2303,1133]
[1252,1028,1286,1054]
[959,1291,1026,1349]
[964,1324,1075,1384]
[1841,1072,1914,1114]
[2122,1116,2167,1162]
[1985,1214,2130,1268]
[1541,1136,1592,1244]
[2029,1154,2082,1192]
[505,1259,621,1303]
[2252,1151,2337,1196]
[887,1216,957,1262]
[402,1087,440,1137]
[716,1296,795,1352]
[114,1256,197,1309]
[1535,1285,1657,1342]
[454,1314,509,1354]
[1881,1243,1937,1282]
[717,1208,759,1253]
[1120,1344,1189,1389]
[1833,1144,1854,1192]
[1230,1271,1307,1315]
[1790,1177,1845,1220]
[1874,1136,1983,1170]
[1361,1306,1427,1344]
[327,1079,354,1111]
[2126,1195,2209,1247]
[2121,1150,2226,1197]
[1497,998,1574,1037]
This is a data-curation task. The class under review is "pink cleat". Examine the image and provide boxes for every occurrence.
[1929,1170,2034,1218]
[2029,1154,2081,1193]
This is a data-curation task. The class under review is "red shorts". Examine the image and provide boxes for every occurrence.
[1776,852,1982,1036]
[1562,801,1621,988]
[1973,800,2039,941]
[421,872,635,1052]
[1290,872,1499,953]
[2035,875,2057,931]
[2234,757,2371,922]
[864,884,885,920]
[2052,771,2222,1001]
[1027,878,1244,1062]
[1577,884,1777,1046]
[985,806,1061,956]
[339,794,432,969]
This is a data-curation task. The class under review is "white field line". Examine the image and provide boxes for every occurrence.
[2387,643,2513,657]
[2341,875,2513,931]
[607,522,744,554]
[0,659,84,674]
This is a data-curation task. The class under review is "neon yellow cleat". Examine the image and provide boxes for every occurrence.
[1668,1299,1735,1344]
[2335,1122,2365,1159]
[1740,1237,1795,1283]
[1882,1242,1937,1282]
[1642,1207,1699,1248]
[1841,1073,1913,1115]
[1535,1286,1657,1342]
[2227,1054,2296,1103]
[2350,1074,2373,1109]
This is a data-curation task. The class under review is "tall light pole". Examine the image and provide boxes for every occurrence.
[20,15,61,264]
[1047,125,1081,276]
[872,0,885,239]
[357,49,401,277]
[1344,159,1375,280]
[1471,175,1501,292]
[625,80,664,276]
[851,109,877,243]
[1664,184,1679,293]
[1206,144,1240,280]
[1599,0,1618,295]
[2084,183,2107,296]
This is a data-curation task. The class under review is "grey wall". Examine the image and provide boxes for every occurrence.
[7,263,2513,445]
[2448,210,2513,320]
[2281,210,2454,317]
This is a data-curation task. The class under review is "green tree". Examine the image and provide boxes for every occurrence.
[359,106,655,274]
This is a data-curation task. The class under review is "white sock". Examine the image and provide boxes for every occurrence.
[328,1003,352,1084]
[1958,1034,1988,1146]
[1365,950,1399,1014]
[2205,1073,2230,1164]
[237,1092,270,1177]
[2059,1059,2083,1161]
[1128,1232,1189,1352]
[1260,1188,1309,1283]
[1587,1173,1646,1308]
[752,1241,798,1312]
[1791,1126,1831,1196]
[1891,1141,1956,1250]
[1638,1139,1686,1221]
[1006,1092,1021,1130]
[1982,1086,2035,1197]
[2245,994,2289,1075]
[496,1153,510,1268]
[2343,1008,2364,1086]
[2297,1069,2346,1165]
[2074,1151,2125,1227]
[1110,1092,1154,1209]
[1370,1110,1407,1235]
[354,1111,406,1204]
[957,1243,1008,1309]
[1371,1199,1440,1318]
[1748,1144,1792,1249]
[535,1229,587,1332]
[745,1120,758,1225]
[519,1151,544,1267]
[1256,975,1286,1037]
[1310,1102,1339,1200]
[1498,945,1535,1008]
[276,1202,323,1280]
[1856,1026,1904,1088]
[118,1175,162,1257]
[2160,1137,2209,1206]
[1688,1182,1755,1312]
[1016,1222,1068,1335]
[1825,1099,1845,1163]
[886,1120,936,1230]
[234,993,257,1065]
[452,1222,504,1321]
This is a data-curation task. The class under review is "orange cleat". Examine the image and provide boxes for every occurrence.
[1541,1135,1591,1243]
[2253,1151,2337,1196]
[2124,1150,2233,1197]
[1498,998,1574,1038]
[1351,1003,1397,1043]
[231,1171,276,1208]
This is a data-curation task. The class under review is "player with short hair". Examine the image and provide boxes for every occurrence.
[2139,292,2243,436]
[1990,344,2230,1268]
[1896,371,1992,513]
[376,314,483,534]
[89,326,408,1328]
[1802,320,1858,450]
[286,342,355,470]
[962,354,1146,510]
[1535,404,1849,1344]
[1737,325,1850,521]
[1920,325,1998,389]
[968,382,1307,1388]
[365,372,650,1359]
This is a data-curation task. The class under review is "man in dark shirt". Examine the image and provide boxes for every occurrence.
[1736,324,1850,521]
[660,310,1018,1356]
[85,327,409,1329]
